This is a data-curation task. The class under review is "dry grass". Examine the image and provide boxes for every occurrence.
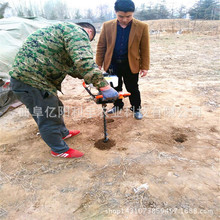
[145,19,220,35]
[94,19,220,35]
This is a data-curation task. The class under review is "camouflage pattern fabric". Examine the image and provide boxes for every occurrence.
[9,22,108,95]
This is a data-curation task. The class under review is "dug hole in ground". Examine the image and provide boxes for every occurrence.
[0,21,219,219]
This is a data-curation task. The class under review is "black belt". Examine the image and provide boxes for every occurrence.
[115,59,128,64]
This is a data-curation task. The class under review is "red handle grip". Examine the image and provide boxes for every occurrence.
[82,81,87,88]
[95,95,103,99]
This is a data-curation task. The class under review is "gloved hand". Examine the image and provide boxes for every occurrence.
[100,85,119,100]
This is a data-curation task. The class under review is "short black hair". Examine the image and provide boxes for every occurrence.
[114,0,135,12]
[76,22,96,41]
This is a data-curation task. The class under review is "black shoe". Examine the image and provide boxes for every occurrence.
[134,111,143,120]
[107,106,123,114]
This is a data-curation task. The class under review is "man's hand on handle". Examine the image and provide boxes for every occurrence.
[100,85,119,100]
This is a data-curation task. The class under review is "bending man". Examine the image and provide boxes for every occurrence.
[10,22,118,158]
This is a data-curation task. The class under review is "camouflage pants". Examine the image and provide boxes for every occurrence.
[10,77,69,153]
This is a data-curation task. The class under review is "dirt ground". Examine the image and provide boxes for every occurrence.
[0,29,220,219]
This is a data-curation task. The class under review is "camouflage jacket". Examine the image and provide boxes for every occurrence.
[9,22,108,95]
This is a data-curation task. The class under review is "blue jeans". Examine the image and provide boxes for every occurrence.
[10,78,69,153]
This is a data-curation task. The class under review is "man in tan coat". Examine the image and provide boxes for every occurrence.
[96,0,150,120]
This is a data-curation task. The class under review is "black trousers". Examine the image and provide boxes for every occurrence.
[110,61,141,111]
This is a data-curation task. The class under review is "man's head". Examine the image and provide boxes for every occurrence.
[76,22,96,41]
[114,0,135,12]
[114,0,135,26]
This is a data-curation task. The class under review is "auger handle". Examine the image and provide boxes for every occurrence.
[95,92,131,100]
[82,82,131,101]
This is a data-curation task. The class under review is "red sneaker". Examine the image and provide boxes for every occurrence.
[62,130,80,140]
[51,148,84,158]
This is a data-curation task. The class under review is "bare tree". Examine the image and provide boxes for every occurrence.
[97,4,112,22]
[0,2,9,19]
[177,5,187,18]
[85,8,94,21]
[44,0,58,20]
[56,1,69,19]
[75,9,82,19]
